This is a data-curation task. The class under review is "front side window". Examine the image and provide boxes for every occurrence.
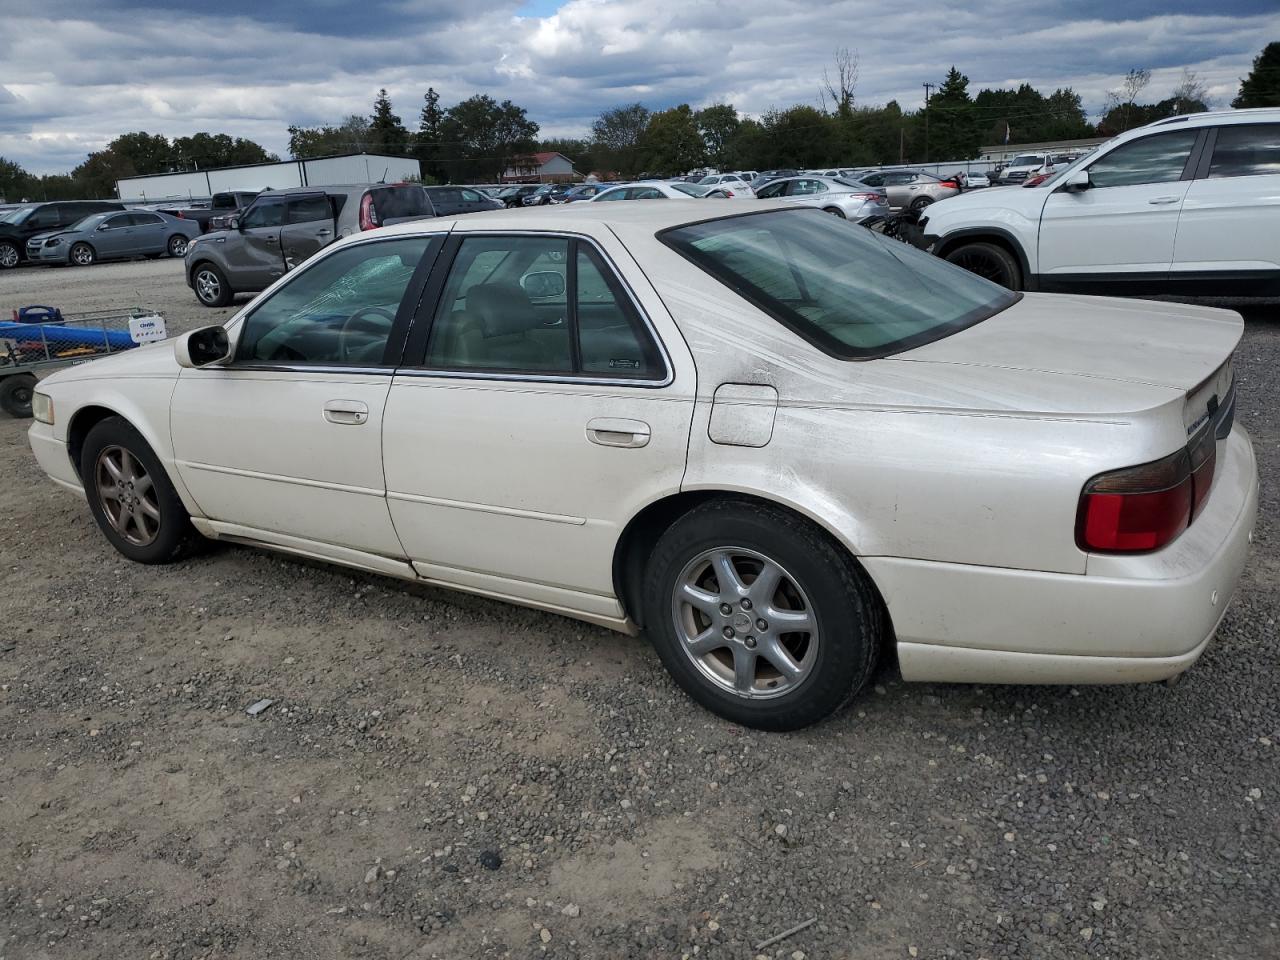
[1087,131,1198,188]
[756,181,787,199]
[858,173,884,186]
[660,209,1018,360]
[632,187,666,200]
[100,215,131,230]
[241,200,286,229]
[424,235,664,379]
[128,213,163,226]
[1208,124,1280,179]
[594,188,627,202]
[235,237,431,366]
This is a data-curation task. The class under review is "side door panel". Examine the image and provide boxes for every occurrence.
[1173,124,1280,280]
[129,213,166,254]
[1037,129,1200,276]
[224,198,288,290]
[280,194,335,271]
[381,229,697,613]
[94,214,135,257]
[169,234,443,554]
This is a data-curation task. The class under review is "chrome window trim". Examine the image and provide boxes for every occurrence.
[408,228,674,390]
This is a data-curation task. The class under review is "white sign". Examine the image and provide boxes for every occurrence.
[129,313,167,344]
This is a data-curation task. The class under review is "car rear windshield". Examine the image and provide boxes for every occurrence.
[1010,155,1044,166]
[369,185,431,220]
[659,209,1019,360]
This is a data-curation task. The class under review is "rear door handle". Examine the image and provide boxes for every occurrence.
[323,400,368,425]
[316,228,332,237]
[1148,196,1181,205]
[586,417,650,448]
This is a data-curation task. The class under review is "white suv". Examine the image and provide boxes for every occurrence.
[920,109,1280,299]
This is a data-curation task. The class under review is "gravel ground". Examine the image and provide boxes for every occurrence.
[1,261,1277,960]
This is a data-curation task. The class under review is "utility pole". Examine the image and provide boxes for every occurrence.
[922,82,934,163]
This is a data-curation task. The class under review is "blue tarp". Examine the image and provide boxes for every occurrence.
[0,321,136,351]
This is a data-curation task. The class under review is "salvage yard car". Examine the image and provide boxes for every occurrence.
[921,108,1280,296]
[28,203,1257,730]
[183,182,434,307]
[26,210,200,265]
[0,199,125,269]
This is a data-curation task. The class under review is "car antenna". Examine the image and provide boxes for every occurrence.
[380,167,389,184]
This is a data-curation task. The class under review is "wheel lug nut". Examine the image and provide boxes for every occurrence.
[756,619,768,632]
[741,598,753,610]
[719,603,732,616]
[744,636,757,649]
[723,626,735,639]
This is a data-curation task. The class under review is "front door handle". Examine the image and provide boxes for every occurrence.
[265,235,279,244]
[1148,196,1181,205]
[316,228,332,237]
[323,400,368,425]
[586,417,650,448]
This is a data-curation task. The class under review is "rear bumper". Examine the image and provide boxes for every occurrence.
[865,425,1258,684]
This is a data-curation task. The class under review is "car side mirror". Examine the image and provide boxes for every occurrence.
[175,325,233,368]
[1060,168,1091,193]
[521,271,566,299]
[228,215,242,230]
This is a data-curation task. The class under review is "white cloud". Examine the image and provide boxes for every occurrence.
[0,0,1275,174]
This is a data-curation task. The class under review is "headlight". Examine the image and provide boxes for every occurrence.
[46,237,63,246]
[32,390,54,425]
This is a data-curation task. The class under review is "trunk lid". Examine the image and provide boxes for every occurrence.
[896,293,1242,394]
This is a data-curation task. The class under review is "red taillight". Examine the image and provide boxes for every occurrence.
[937,179,958,188]
[723,189,735,197]
[359,192,378,231]
[1076,428,1217,554]
[848,192,881,201]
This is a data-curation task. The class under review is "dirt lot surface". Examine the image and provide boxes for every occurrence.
[1,260,1277,960]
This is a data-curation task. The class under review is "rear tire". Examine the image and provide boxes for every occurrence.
[70,242,96,267]
[823,206,847,218]
[192,262,232,307]
[80,417,201,564]
[944,241,1023,290]
[0,374,37,418]
[642,499,883,730]
[167,234,189,257]
[910,196,934,211]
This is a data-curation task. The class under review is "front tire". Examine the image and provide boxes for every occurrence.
[192,262,232,307]
[80,417,201,564]
[0,240,18,269]
[70,242,96,267]
[944,241,1023,290]
[167,234,189,257]
[642,499,883,730]
[0,374,36,418]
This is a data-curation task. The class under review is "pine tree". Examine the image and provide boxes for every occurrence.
[369,89,408,154]
[1232,43,1280,108]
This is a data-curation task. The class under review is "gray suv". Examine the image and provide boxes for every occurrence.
[184,183,434,307]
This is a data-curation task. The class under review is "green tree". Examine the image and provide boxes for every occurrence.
[591,103,651,176]
[170,133,277,169]
[925,67,980,161]
[369,88,409,154]
[415,87,446,180]
[1233,42,1280,108]
[0,156,29,201]
[639,104,706,175]
[438,94,539,181]
[695,104,740,169]
[288,115,372,159]
[759,106,837,168]
[68,132,173,198]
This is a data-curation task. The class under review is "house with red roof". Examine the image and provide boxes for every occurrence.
[501,152,578,183]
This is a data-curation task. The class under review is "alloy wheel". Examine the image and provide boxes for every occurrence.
[0,243,19,268]
[95,445,161,547]
[196,269,221,304]
[72,244,93,266]
[671,546,819,700]
[951,249,1013,286]
[169,236,188,256]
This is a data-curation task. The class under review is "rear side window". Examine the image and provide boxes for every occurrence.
[1087,130,1198,188]
[287,195,331,224]
[660,209,1018,360]
[1208,124,1280,179]
[128,213,163,226]
[371,187,431,221]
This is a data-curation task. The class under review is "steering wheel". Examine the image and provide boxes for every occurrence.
[338,306,396,362]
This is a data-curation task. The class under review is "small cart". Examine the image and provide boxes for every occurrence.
[0,306,167,418]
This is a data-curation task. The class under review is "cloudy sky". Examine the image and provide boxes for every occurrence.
[1,0,1277,174]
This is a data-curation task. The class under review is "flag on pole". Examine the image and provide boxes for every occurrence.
[1004,122,1011,145]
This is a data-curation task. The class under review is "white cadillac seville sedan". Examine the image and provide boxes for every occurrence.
[28,203,1258,730]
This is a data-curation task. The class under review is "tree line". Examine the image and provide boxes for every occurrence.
[2,42,1276,201]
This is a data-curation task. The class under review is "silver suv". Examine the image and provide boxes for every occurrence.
[184,183,434,307]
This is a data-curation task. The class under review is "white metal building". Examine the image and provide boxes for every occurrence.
[115,153,421,202]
